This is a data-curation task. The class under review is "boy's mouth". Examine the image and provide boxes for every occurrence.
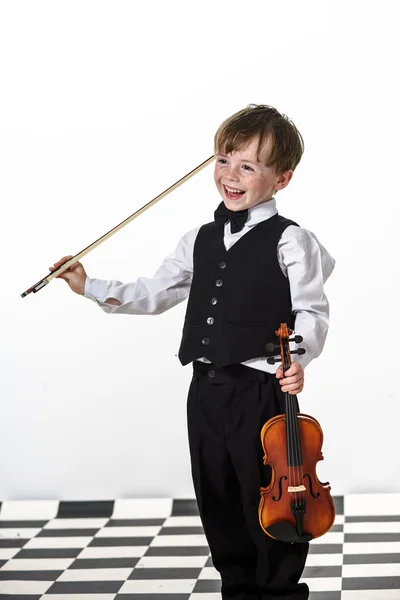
[223,185,246,200]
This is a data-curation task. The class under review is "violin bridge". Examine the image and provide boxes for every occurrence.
[288,485,307,493]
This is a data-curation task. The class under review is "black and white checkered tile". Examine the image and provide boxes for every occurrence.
[0,495,399,599]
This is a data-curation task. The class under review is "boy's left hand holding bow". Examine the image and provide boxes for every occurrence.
[276,362,304,394]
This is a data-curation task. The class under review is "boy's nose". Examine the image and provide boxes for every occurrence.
[225,166,241,180]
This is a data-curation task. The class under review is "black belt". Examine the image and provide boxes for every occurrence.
[192,360,272,384]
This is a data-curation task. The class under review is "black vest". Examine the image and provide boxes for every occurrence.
[178,213,299,367]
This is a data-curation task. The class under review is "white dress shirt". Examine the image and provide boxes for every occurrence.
[84,199,335,373]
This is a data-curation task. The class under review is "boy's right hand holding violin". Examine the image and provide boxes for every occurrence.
[49,256,87,295]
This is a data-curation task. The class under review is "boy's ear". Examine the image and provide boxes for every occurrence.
[275,170,294,191]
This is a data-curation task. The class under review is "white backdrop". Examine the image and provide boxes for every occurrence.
[1,0,399,501]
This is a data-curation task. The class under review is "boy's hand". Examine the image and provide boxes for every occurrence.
[49,256,87,295]
[276,361,304,394]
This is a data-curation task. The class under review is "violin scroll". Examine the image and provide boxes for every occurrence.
[265,326,306,365]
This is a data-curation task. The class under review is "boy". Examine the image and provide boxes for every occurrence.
[51,104,335,599]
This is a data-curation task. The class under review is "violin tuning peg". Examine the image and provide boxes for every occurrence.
[265,342,280,355]
[288,335,303,343]
[291,348,306,355]
[267,357,280,365]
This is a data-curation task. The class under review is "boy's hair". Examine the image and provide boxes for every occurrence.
[214,104,304,176]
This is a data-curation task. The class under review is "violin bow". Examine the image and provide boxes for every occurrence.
[21,155,215,298]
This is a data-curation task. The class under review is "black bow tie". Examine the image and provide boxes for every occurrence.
[214,202,249,233]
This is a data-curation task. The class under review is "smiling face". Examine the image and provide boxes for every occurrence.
[214,135,293,212]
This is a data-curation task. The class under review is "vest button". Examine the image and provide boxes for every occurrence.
[208,369,216,378]
[207,317,215,325]
[219,261,227,269]
[202,337,210,345]
[215,279,223,287]
[210,297,218,305]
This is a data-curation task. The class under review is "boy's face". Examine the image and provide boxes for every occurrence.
[214,136,293,212]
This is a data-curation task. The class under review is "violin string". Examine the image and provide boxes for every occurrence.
[287,339,303,509]
[284,352,293,505]
[284,332,304,511]
[285,347,297,506]
[294,390,305,506]
[285,388,293,499]
[290,391,300,507]
[283,353,294,502]
[290,395,301,502]
[288,391,295,504]
[288,391,297,502]
[283,329,307,528]
[291,391,302,506]
[296,387,305,506]
[288,348,299,507]
[299,399,304,507]
[286,390,294,505]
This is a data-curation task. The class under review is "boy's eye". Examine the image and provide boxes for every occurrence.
[216,158,253,171]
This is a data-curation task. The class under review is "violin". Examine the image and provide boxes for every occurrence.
[259,323,335,543]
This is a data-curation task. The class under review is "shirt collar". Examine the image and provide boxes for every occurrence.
[246,197,278,227]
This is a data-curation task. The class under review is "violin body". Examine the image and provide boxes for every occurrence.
[259,411,335,542]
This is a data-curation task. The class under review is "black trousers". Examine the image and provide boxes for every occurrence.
[187,361,309,600]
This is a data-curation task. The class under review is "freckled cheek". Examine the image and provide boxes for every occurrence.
[213,167,222,187]
[251,179,264,195]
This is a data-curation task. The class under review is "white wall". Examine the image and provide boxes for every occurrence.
[1,0,399,501]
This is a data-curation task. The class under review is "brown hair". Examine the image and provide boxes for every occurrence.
[214,104,304,176]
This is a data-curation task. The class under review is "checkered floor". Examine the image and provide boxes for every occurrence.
[0,495,400,599]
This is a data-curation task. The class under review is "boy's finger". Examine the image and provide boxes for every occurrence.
[284,364,302,377]
[53,256,74,268]
[49,265,71,275]
[50,260,81,274]
[282,385,303,393]
[57,272,74,281]
[280,376,302,387]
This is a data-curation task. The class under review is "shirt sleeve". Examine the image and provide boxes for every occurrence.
[83,227,199,315]
[277,225,336,369]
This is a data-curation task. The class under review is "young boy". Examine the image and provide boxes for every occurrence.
[51,104,335,599]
